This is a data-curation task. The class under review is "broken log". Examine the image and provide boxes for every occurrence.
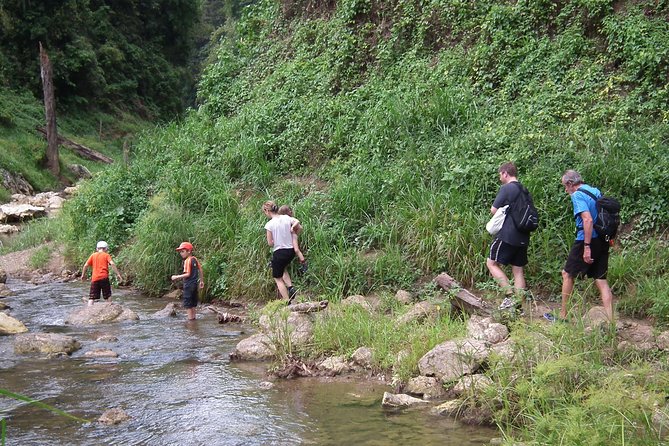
[434,273,492,316]
[205,305,245,323]
[36,127,114,164]
[287,300,329,313]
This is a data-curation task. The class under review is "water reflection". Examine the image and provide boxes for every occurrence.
[0,279,497,445]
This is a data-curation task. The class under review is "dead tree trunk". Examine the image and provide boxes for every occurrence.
[435,272,492,316]
[39,42,59,176]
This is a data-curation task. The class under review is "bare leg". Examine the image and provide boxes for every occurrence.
[88,299,94,306]
[486,258,512,294]
[595,279,614,323]
[561,270,575,319]
[187,308,196,320]
[274,277,289,300]
[511,266,526,293]
[282,270,293,289]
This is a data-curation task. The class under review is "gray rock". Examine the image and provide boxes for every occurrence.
[418,339,489,383]
[433,399,462,416]
[657,331,669,351]
[0,283,12,298]
[0,301,8,310]
[98,408,130,425]
[351,346,374,369]
[0,224,19,235]
[341,294,381,312]
[14,333,80,355]
[406,376,445,399]
[318,356,349,375]
[467,315,509,344]
[397,301,439,325]
[152,303,177,318]
[163,289,182,300]
[230,333,275,361]
[67,164,93,180]
[0,203,46,223]
[0,266,7,284]
[395,290,414,305]
[65,303,139,326]
[490,339,516,362]
[653,405,669,440]
[259,312,314,348]
[586,306,615,328]
[84,349,119,358]
[96,335,119,342]
[258,381,275,389]
[451,374,493,397]
[0,169,33,195]
[0,312,28,334]
[382,392,429,408]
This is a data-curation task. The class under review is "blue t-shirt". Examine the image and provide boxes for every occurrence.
[572,184,601,241]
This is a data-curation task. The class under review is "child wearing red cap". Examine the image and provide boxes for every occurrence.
[171,242,204,320]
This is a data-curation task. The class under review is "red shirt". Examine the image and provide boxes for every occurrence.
[86,251,112,282]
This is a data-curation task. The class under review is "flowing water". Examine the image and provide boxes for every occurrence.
[0,279,498,445]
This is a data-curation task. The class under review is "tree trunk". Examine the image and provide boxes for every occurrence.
[39,43,59,176]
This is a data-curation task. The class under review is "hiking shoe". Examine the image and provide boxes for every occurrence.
[298,260,308,275]
[287,287,297,304]
[543,312,556,322]
[499,297,517,310]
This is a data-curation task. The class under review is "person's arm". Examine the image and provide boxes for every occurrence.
[290,218,302,234]
[490,206,497,215]
[171,259,189,281]
[80,263,89,281]
[266,229,274,247]
[581,211,594,264]
[109,260,123,283]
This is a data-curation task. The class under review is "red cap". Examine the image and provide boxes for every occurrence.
[176,242,193,252]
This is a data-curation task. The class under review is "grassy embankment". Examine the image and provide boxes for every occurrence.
[9,1,669,443]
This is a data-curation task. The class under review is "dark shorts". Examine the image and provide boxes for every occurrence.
[183,284,198,309]
[89,278,112,300]
[564,238,609,279]
[489,239,528,267]
[271,248,295,278]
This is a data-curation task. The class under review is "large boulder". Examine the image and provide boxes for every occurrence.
[657,331,669,351]
[467,315,509,345]
[14,333,81,355]
[152,303,177,319]
[65,303,139,326]
[397,301,440,325]
[0,312,28,334]
[341,294,381,312]
[418,339,489,383]
[406,376,445,399]
[395,290,414,305]
[381,392,429,409]
[451,374,494,397]
[0,169,33,195]
[351,346,374,369]
[67,164,93,180]
[317,356,350,376]
[259,312,314,348]
[0,203,46,223]
[230,333,275,361]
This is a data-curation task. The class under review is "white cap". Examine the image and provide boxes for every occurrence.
[96,241,108,249]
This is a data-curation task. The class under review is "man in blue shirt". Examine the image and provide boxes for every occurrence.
[560,170,614,322]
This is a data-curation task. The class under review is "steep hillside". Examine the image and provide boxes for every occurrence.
[62,0,669,319]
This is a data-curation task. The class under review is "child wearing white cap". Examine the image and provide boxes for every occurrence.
[81,241,123,305]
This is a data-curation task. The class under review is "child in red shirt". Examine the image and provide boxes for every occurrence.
[81,241,123,305]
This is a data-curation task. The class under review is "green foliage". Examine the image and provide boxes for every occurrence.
[311,298,465,380]
[28,245,52,270]
[0,0,201,117]
[64,0,669,308]
[0,218,64,255]
[488,323,669,445]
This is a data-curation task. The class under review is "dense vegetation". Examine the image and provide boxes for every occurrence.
[7,1,669,443]
[61,0,668,316]
[0,0,201,116]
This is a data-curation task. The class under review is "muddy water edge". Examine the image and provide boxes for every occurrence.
[0,279,498,445]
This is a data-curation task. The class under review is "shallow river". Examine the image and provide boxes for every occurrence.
[0,279,497,445]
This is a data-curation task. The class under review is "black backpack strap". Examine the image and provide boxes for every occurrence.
[574,188,599,231]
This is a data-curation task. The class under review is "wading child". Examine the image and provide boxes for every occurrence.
[171,242,204,320]
[278,205,307,272]
[81,241,123,306]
